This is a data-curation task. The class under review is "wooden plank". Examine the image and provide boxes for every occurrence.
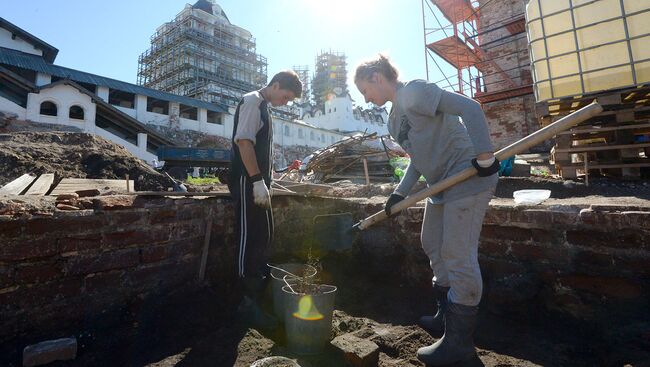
[24,174,55,195]
[557,162,650,169]
[50,178,135,196]
[128,190,300,197]
[554,142,650,153]
[557,122,650,136]
[0,174,37,195]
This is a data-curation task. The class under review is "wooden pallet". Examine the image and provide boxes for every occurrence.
[0,175,135,196]
[538,85,650,179]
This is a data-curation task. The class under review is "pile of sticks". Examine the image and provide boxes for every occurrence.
[305,133,404,184]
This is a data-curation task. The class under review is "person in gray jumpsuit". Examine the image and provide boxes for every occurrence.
[354,55,499,366]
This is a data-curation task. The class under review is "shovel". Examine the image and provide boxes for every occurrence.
[312,101,603,251]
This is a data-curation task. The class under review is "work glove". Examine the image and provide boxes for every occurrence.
[471,156,500,177]
[251,174,271,209]
[385,192,405,216]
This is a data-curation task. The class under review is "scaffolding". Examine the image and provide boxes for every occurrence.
[292,65,310,104]
[312,50,348,109]
[137,2,267,106]
[422,0,532,103]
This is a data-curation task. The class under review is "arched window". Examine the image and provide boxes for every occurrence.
[40,101,57,116]
[69,105,85,120]
[284,125,290,137]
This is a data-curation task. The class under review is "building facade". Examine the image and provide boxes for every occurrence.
[137,0,267,107]
[0,17,349,169]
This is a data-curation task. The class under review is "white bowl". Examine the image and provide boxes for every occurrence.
[513,189,551,205]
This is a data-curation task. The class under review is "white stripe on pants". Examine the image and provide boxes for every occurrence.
[420,188,494,306]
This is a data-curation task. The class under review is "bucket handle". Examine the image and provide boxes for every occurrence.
[267,263,302,280]
[282,274,297,294]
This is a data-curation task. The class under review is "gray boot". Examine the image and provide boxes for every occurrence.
[417,302,482,366]
[418,285,449,335]
[238,276,278,331]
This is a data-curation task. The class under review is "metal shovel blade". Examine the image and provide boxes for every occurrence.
[312,213,355,251]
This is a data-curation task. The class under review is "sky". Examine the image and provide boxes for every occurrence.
[2,0,452,107]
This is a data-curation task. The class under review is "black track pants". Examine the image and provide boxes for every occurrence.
[231,175,274,279]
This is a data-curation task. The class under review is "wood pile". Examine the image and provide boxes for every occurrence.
[539,84,650,180]
[303,133,405,184]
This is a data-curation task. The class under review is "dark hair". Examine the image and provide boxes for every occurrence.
[268,70,302,98]
[354,54,399,83]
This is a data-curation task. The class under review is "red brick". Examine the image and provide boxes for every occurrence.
[83,270,127,293]
[579,210,629,229]
[149,209,178,224]
[566,229,648,250]
[0,265,13,288]
[1,278,82,309]
[551,211,579,226]
[510,242,569,265]
[0,219,24,238]
[59,234,103,253]
[481,225,532,242]
[65,248,139,275]
[479,240,508,257]
[523,209,553,226]
[624,211,650,230]
[531,229,563,244]
[176,206,207,221]
[169,222,203,241]
[107,211,148,226]
[25,216,105,236]
[102,228,170,249]
[478,255,527,280]
[483,207,509,225]
[92,196,137,211]
[558,275,641,299]
[14,262,63,284]
[140,245,171,263]
[0,237,59,261]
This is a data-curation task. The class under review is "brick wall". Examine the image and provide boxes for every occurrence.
[1,195,648,349]
[478,0,540,151]
[0,196,236,344]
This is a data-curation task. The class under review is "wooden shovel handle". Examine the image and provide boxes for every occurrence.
[357,101,603,230]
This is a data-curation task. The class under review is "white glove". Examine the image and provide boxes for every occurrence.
[252,179,271,209]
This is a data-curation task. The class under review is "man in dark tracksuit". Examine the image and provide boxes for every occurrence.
[228,70,302,330]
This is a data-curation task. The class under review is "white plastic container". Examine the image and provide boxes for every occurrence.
[513,189,551,205]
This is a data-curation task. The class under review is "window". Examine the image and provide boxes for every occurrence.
[284,125,290,136]
[298,128,304,139]
[310,131,315,141]
[331,136,335,144]
[108,89,135,108]
[69,105,84,120]
[146,97,169,115]
[321,133,325,142]
[179,104,197,120]
[207,110,222,124]
[334,108,336,112]
[39,101,57,116]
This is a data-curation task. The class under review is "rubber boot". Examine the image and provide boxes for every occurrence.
[418,285,450,336]
[417,302,483,366]
[238,276,278,331]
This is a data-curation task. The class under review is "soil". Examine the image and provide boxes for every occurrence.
[3,261,646,367]
[0,132,172,192]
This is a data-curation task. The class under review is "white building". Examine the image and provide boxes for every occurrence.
[0,17,349,167]
[301,94,388,136]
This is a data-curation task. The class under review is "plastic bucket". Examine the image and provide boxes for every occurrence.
[269,263,317,319]
[281,283,337,355]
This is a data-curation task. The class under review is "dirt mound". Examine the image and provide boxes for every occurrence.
[0,132,171,191]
